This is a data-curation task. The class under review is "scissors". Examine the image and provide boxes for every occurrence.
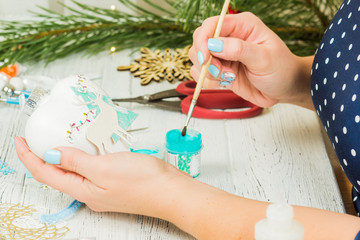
[112,81,263,119]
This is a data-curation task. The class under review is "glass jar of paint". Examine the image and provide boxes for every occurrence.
[165,129,202,178]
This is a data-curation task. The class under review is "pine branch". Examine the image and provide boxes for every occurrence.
[0,0,194,68]
[0,0,343,68]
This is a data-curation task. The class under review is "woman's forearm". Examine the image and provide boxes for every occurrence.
[158,168,360,239]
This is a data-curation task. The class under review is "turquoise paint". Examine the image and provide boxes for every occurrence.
[131,148,159,155]
[166,129,202,153]
[130,142,164,159]
[166,129,202,177]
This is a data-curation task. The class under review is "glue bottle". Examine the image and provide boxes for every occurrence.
[254,203,304,240]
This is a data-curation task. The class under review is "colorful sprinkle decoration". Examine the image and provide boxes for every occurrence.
[66,110,95,143]
[0,157,15,176]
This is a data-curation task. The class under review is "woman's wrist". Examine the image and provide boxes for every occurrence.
[280,55,315,110]
[156,167,266,239]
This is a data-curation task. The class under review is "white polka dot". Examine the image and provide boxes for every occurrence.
[357,54,360,61]
[311,69,313,75]
[343,158,348,166]
[340,104,344,112]
[354,196,358,202]
[316,110,319,116]
[353,24,357,31]
[343,126,347,134]
[332,113,336,121]
[330,38,334,44]
[315,84,318,90]
[315,63,318,69]
[345,63,349,70]
[352,94,357,101]
[329,23,334,29]
[332,92,336,99]
[358,5,360,11]
[355,74,359,81]
[355,115,360,123]
[315,48,318,55]
[341,32,346,38]
[335,136,338,143]
[320,43,324,49]
[348,12,352,18]
[324,99,327,106]
[351,149,356,156]
[311,89,313,96]
[319,105,322,111]
[347,0,351,5]
[356,186,359,193]
[349,44,353,50]
[337,51,341,58]
[325,58,329,64]
[332,142,335,148]
[327,120,330,127]
[342,84,346,90]
[340,4,344,10]
[323,78,327,84]
[338,18,342,25]
[334,71,338,78]
[358,181,360,186]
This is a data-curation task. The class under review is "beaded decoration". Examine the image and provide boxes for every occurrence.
[0,203,69,239]
[0,157,15,176]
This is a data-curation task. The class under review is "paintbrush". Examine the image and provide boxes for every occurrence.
[181,0,231,136]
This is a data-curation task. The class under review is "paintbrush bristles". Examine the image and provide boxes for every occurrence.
[181,126,187,136]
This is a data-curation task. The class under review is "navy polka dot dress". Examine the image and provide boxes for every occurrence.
[311,0,360,225]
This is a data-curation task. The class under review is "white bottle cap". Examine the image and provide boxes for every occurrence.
[255,203,304,240]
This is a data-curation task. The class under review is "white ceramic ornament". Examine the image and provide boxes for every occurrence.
[24,75,137,159]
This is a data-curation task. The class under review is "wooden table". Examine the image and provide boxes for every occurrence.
[0,50,346,239]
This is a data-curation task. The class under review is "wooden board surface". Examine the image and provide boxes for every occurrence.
[0,51,345,239]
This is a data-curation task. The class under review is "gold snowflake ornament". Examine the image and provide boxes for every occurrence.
[117,45,192,85]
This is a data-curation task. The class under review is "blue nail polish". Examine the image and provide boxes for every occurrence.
[44,149,61,165]
[221,72,236,82]
[208,38,223,52]
[208,65,220,78]
[197,51,204,66]
[220,81,232,86]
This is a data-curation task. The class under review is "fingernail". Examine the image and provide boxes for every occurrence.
[197,51,204,66]
[44,149,61,165]
[208,65,220,78]
[208,38,223,52]
[221,72,236,82]
[220,81,232,86]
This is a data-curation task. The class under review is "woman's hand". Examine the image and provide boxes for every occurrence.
[13,136,360,239]
[189,12,314,109]
[13,136,185,218]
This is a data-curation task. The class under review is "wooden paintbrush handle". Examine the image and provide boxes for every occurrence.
[192,0,231,101]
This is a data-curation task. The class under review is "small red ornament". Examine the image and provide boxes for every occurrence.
[228,6,241,14]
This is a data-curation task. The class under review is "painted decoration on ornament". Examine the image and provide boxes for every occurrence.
[24,75,137,159]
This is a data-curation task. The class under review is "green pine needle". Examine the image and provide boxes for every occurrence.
[0,0,342,68]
